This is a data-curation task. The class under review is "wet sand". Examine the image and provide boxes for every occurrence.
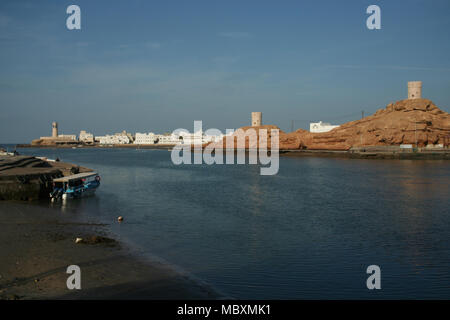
[0,201,220,300]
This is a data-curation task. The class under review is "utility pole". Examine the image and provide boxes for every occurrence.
[291,120,302,132]
[361,111,365,147]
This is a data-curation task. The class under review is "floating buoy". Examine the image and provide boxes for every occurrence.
[117,216,124,222]
[75,237,83,244]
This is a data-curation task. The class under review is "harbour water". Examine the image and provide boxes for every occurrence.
[15,147,450,299]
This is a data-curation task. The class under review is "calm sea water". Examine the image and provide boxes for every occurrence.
[13,147,450,299]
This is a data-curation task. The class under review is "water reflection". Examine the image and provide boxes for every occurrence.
[16,148,450,299]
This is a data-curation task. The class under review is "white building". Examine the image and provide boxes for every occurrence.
[79,130,94,143]
[119,130,134,143]
[310,121,339,133]
[97,134,130,145]
[57,134,78,141]
[155,133,182,145]
[173,130,225,145]
[134,131,225,145]
[179,131,204,145]
[134,132,157,145]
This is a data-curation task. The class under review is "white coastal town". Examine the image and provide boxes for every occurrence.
[34,113,340,146]
[36,122,231,146]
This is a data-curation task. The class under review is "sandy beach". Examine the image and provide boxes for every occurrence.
[0,201,220,300]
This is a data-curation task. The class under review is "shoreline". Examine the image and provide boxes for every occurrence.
[280,149,450,160]
[14,144,450,160]
[16,144,174,150]
[0,201,222,300]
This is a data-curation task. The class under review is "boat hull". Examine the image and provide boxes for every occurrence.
[61,186,98,200]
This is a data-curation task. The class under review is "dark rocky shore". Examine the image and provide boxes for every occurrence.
[280,148,450,160]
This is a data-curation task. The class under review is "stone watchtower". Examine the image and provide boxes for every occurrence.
[251,112,262,127]
[408,81,422,99]
[52,122,58,138]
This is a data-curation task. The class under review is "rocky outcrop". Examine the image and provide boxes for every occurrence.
[291,99,449,150]
[212,99,450,151]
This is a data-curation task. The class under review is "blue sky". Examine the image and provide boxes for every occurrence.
[1,0,449,143]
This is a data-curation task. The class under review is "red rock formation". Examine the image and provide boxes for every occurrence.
[295,98,450,150]
[212,99,450,150]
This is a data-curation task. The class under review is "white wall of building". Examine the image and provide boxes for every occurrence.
[179,131,203,145]
[58,134,78,141]
[97,134,130,144]
[101,131,227,145]
[310,121,339,133]
[178,131,225,145]
[79,130,94,143]
[155,134,182,145]
[135,132,157,144]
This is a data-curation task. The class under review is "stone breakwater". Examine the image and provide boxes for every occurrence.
[0,155,92,201]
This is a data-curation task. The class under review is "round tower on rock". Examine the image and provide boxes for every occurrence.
[52,122,58,138]
[408,81,422,99]
[251,112,262,127]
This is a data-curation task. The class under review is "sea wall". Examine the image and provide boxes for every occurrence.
[0,170,62,201]
[0,155,91,201]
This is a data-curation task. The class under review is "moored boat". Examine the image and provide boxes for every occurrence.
[50,172,101,201]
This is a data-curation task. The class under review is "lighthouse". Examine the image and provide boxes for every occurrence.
[52,122,58,138]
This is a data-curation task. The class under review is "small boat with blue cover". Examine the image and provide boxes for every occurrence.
[50,172,100,201]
